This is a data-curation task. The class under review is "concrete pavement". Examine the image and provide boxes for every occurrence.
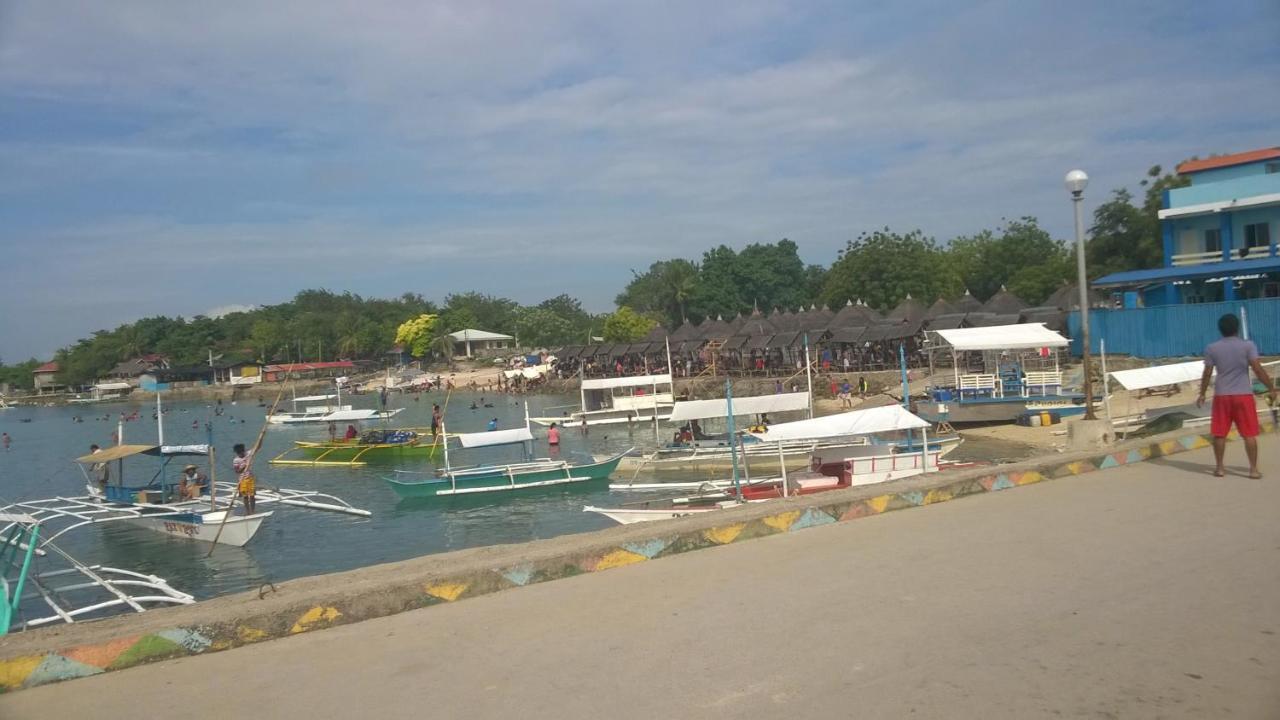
[3,437,1278,718]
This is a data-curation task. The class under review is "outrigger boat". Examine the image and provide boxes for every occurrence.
[1,512,194,635]
[916,323,1088,424]
[0,439,371,549]
[267,386,404,425]
[271,428,446,467]
[587,403,945,524]
[529,372,675,428]
[614,391,961,474]
[385,427,630,500]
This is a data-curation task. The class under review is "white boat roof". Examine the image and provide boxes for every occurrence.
[93,381,133,391]
[323,409,382,422]
[933,323,1069,351]
[458,427,534,448]
[749,404,928,442]
[1109,360,1206,391]
[582,373,673,391]
[294,394,338,402]
[668,392,810,423]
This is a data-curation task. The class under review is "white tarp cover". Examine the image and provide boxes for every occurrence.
[668,392,811,423]
[94,382,133,391]
[504,364,552,380]
[581,373,673,391]
[748,404,928,442]
[294,394,337,403]
[1109,361,1206,391]
[933,323,1069,351]
[161,444,210,456]
[458,427,535,448]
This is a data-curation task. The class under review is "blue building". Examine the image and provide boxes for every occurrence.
[1094,146,1280,305]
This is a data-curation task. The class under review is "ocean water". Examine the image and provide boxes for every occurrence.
[0,389,684,604]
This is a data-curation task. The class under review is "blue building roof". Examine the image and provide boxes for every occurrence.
[1093,256,1280,288]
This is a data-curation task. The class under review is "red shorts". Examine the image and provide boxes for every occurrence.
[1210,394,1259,438]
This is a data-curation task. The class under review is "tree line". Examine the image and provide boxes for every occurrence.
[0,164,1184,390]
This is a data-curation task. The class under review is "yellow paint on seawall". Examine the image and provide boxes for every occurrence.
[290,606,342,634]
[703,523,746,545]
[593,549,647,571]
[424,582,469,602]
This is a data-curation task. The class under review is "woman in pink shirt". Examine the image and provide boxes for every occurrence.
[547,422,560,446]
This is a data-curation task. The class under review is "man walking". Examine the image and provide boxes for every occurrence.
[1197,313,1276,478]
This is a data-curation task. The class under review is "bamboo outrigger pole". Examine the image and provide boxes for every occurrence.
[206,384,287,554]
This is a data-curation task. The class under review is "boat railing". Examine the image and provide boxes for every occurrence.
[958,374,1000,399]
[848,450,941,475]
[1021,371,1063,397]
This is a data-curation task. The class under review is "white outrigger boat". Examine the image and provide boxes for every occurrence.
[0,443,371,548]
[587,404,949,524]
[529,373,675,428]
[613,391,961,474]
[267,386,404,425]
[1,512,195,635]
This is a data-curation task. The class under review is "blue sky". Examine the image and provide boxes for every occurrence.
[1,0,1277,360]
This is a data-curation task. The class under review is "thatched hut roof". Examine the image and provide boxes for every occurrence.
[1045,282,1109,310]
[668,321,699,341]
[739,309,777,336]
[830,299,878,328]
[924,297,958,320]
[982,286,1028,315]
[887,294,927,323]
[953,289,983,312]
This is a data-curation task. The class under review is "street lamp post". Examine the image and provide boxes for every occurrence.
[1065,169,1096,421]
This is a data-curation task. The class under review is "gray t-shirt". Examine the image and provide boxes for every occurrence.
[1204,336,1259,396]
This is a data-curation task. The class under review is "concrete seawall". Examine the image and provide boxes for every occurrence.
[1,421,1272,692]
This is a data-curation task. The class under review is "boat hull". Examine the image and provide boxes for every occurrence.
[292,440,442,462]
[583,505,728,525]
[125,509,271,547]
[615,436,961,474]
[916,395,1086,424]
[385,452,626,500]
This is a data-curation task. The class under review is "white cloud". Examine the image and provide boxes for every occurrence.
[205,304,258,319]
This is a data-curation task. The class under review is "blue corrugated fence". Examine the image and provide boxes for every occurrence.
[1068,297,1280,358]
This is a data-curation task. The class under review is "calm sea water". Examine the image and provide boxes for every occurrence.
[0,390,685,602]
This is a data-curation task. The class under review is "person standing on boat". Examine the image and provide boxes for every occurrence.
[344,424,358,440]
[89,444,108,487]
[327,421,337,442]
[548,422,560,447]
[431,403,442,438]
[1197,313,1276,479]
[232,443,257,515]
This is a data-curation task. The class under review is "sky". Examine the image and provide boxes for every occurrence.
[1,1,1278,360]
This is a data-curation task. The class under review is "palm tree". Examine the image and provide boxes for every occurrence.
[430,333,455,368]
[660,260,698,325]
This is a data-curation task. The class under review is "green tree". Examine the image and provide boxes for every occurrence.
[946,217,1072,303]
[515,307,576,348]
[1086,164,1191,278]
[821,229,961,310]
[394,314,440,357]
[616,259,700,328]
[602,306,658,342]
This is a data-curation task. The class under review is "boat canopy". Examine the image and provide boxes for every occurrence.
[748,405,928,442]
[581,373,673,391]
[1109,360,1205,391]
[74,444,160,464]
[457,427,535,448]
[933,323,1069,351]
[93,382,132,391]
[294,394,338,403]
[668,392,810,423]
[75,444,211,464]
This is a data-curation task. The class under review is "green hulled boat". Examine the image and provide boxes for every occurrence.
[271,429,445,467]
[382,425,629,499]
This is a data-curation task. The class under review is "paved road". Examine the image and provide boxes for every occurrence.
[4,438,1279,718]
